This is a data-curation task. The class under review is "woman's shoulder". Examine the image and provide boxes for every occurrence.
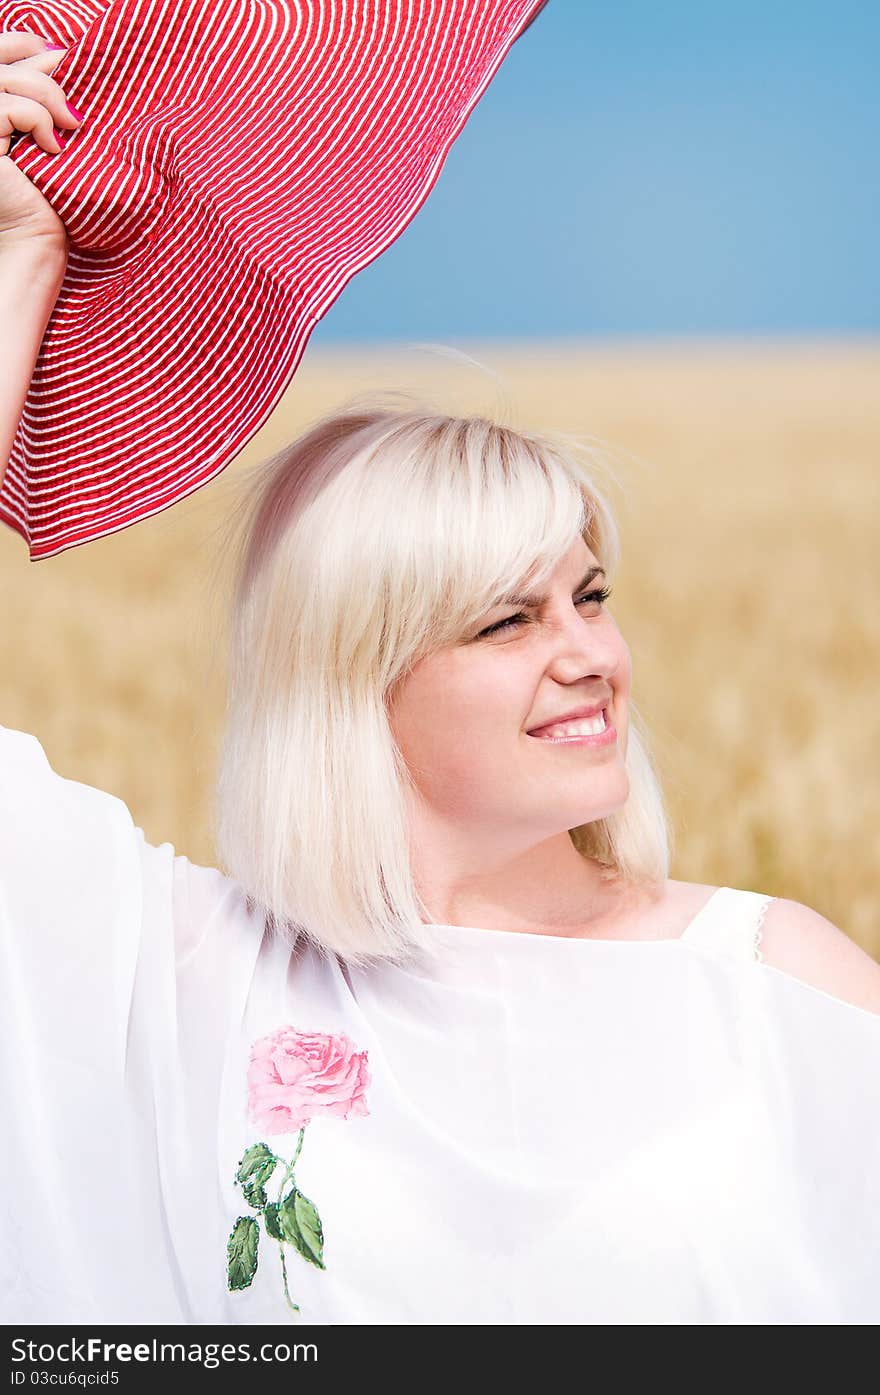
[757,894,880,1018]
[139,839,268,968]
[668,878,880,1019]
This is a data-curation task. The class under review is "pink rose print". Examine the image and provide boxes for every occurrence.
[226,1025,371,1319]
[247,1026,371,1134]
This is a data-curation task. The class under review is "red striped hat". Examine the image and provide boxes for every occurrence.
[0,0,545,560]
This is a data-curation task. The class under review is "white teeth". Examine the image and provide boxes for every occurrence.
[533,711,607,738]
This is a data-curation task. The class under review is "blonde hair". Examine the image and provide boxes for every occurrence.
[211,393,671,968]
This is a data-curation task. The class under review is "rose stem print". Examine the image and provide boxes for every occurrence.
[227,1026,371,1316]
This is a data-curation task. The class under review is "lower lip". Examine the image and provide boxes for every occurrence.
[527,711,618,747]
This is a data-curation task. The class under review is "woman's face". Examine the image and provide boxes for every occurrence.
[387,536,632,853]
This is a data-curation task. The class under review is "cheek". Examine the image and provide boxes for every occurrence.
[613,642,633,748]
[390,661,522,807]
[619,648,633,697]
[608,630,632,697]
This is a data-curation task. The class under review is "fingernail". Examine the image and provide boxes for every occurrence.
[44,41,65,50]
[66,102,84,121]
[55,132,67,150]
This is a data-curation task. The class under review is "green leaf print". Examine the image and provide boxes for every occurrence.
[242,1178,269,1208]
[226,1216,260,1291]
[263,1202,284,1241]
[235,1142,277,1191]
[278,1186,325,1270]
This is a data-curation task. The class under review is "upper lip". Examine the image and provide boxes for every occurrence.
[527,701,611,734]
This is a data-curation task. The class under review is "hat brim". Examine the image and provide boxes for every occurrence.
[1,0,546,559]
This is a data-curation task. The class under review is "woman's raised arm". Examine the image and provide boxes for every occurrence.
[0,29,81,486]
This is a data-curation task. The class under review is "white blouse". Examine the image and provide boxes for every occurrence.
[2,723,878,1325]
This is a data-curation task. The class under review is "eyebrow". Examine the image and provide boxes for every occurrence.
[498,565,606,609]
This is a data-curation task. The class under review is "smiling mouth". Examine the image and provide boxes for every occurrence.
[529,703,619,747]
[528,707,610,739]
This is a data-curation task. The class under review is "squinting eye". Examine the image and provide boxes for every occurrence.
[477,585,613,638]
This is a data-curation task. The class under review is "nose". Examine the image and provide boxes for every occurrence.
[544,601,623,684]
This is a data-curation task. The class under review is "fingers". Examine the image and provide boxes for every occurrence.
[0,30,56,64]
[15,49,67,79]
[0,30,80,159]
[0,61,81,130]
[0,96,69,156]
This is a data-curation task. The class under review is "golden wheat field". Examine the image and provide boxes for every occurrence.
[1,338,878,958]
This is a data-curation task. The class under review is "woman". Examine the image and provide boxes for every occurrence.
[2,40,880,1327]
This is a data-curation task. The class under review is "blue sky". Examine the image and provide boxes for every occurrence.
[311,0,879,343]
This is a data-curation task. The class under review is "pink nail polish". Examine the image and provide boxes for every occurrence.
[44,41,65,50]
[55,132,67,150]
[66,102,84,121]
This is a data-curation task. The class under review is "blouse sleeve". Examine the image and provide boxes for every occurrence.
[0,724,145,1069]
[0,723,243,1321]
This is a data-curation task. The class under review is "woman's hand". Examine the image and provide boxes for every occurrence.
[0,28,83,248]
[0,29,84,486]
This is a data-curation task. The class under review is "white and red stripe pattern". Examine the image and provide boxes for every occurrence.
[0,0,544,559]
